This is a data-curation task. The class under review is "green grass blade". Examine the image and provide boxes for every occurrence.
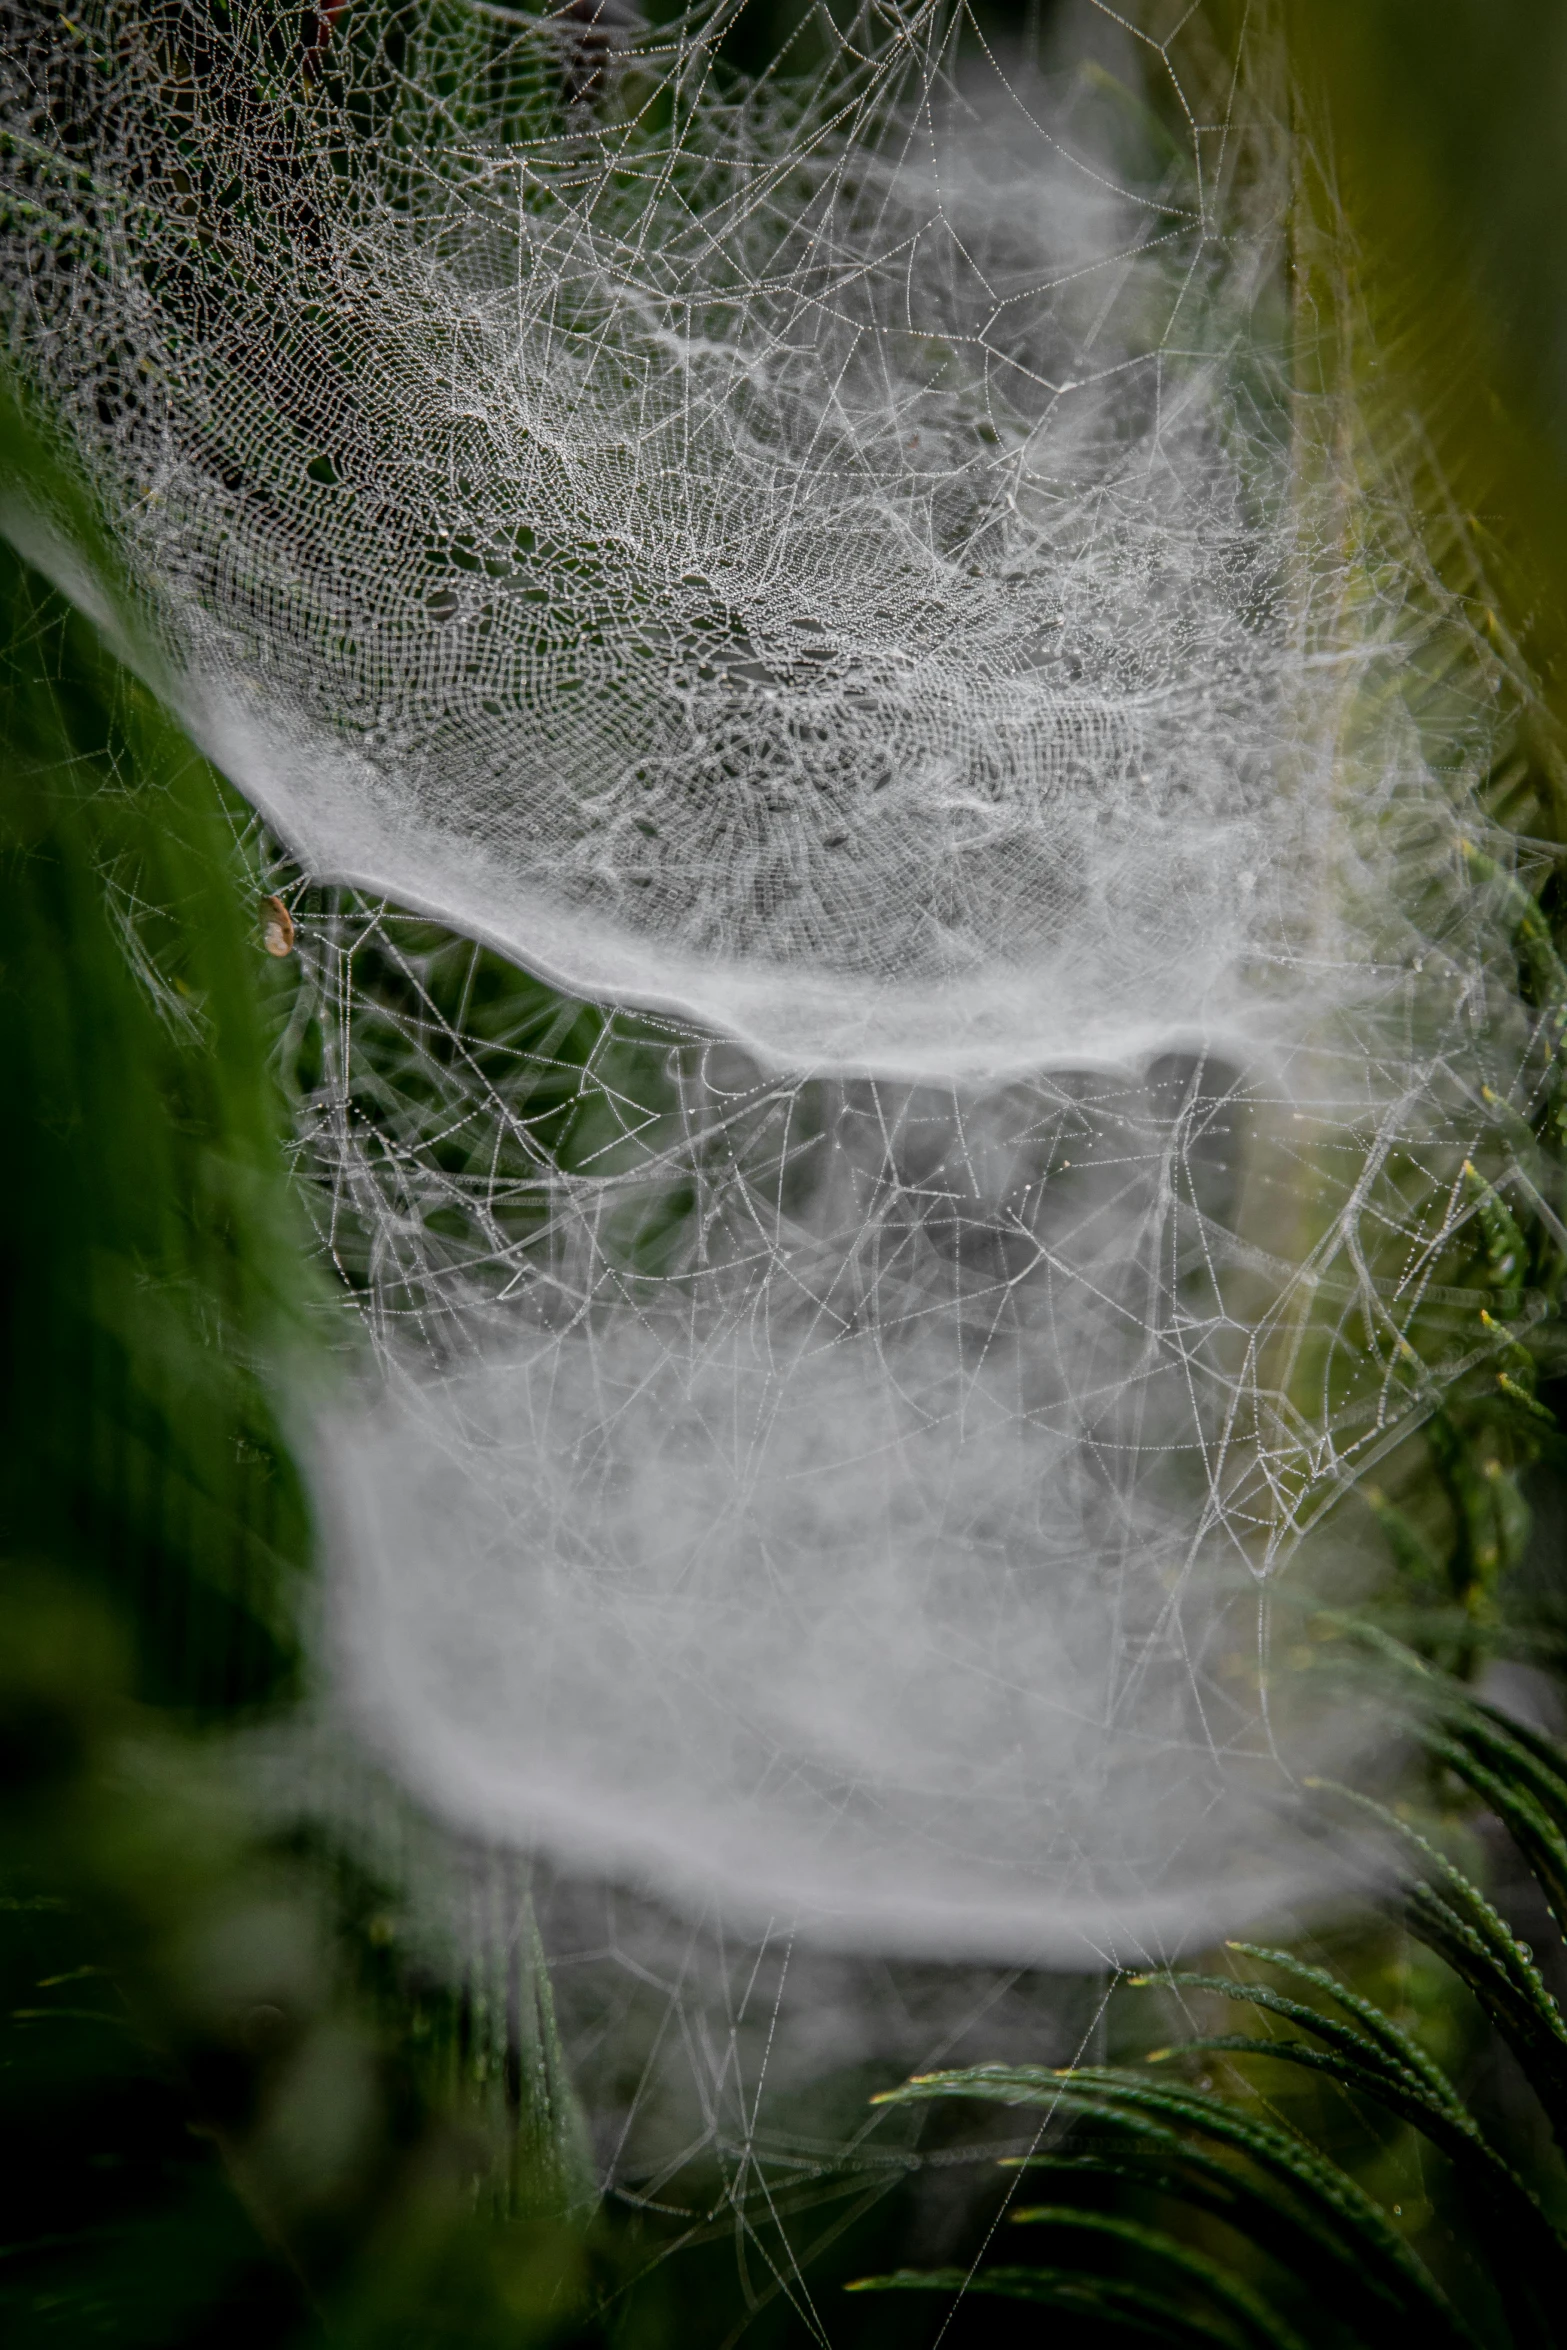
[877,2069,1480,2346]
[1223,1942,1477,2115]
[1003,2207,1313,2350]
[1428,1735,1567,1930]
[1148,1964,1470,2124]
[1323,1776,1567,2141]
[849,2264,1266,2347]
[1147,2030,1566,2304]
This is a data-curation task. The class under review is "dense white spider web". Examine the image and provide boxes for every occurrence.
[261,859,1545,2287]
[3,0,1312,1072]
[276,852,1536,1955]
[4,0,1561,2304]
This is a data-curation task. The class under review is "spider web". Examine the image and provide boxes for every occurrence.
[3,0,1559,2314]
[3,0,1305,1071]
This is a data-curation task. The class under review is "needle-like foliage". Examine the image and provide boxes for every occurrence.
[859,1653,1567,2345]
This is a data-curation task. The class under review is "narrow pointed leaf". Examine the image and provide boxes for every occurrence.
[1004,2205,1312,2350]
[850,2264,1270,2348]
[878,2067,1480,2346]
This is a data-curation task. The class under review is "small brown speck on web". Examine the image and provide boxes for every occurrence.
[261,894,296,957]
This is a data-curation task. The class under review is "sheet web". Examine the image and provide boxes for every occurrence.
[274,845,1539,1953]
[260,851,1549,2293]
[3,0,1562,2312]
[3,0,1305,1071]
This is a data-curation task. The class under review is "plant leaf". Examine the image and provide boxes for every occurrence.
[876,2067,1481,2347]
[849,2263,1268,2347]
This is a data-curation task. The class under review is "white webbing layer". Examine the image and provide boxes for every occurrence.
[2,2,1529,1967]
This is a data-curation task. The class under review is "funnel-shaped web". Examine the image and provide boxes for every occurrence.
[0,0,1548,2016]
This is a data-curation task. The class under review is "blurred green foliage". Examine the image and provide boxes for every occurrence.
[1295,1,1567,726]
[866,1657,1567,2346]
[0,515,311,1717]
[0,408,597,2343]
